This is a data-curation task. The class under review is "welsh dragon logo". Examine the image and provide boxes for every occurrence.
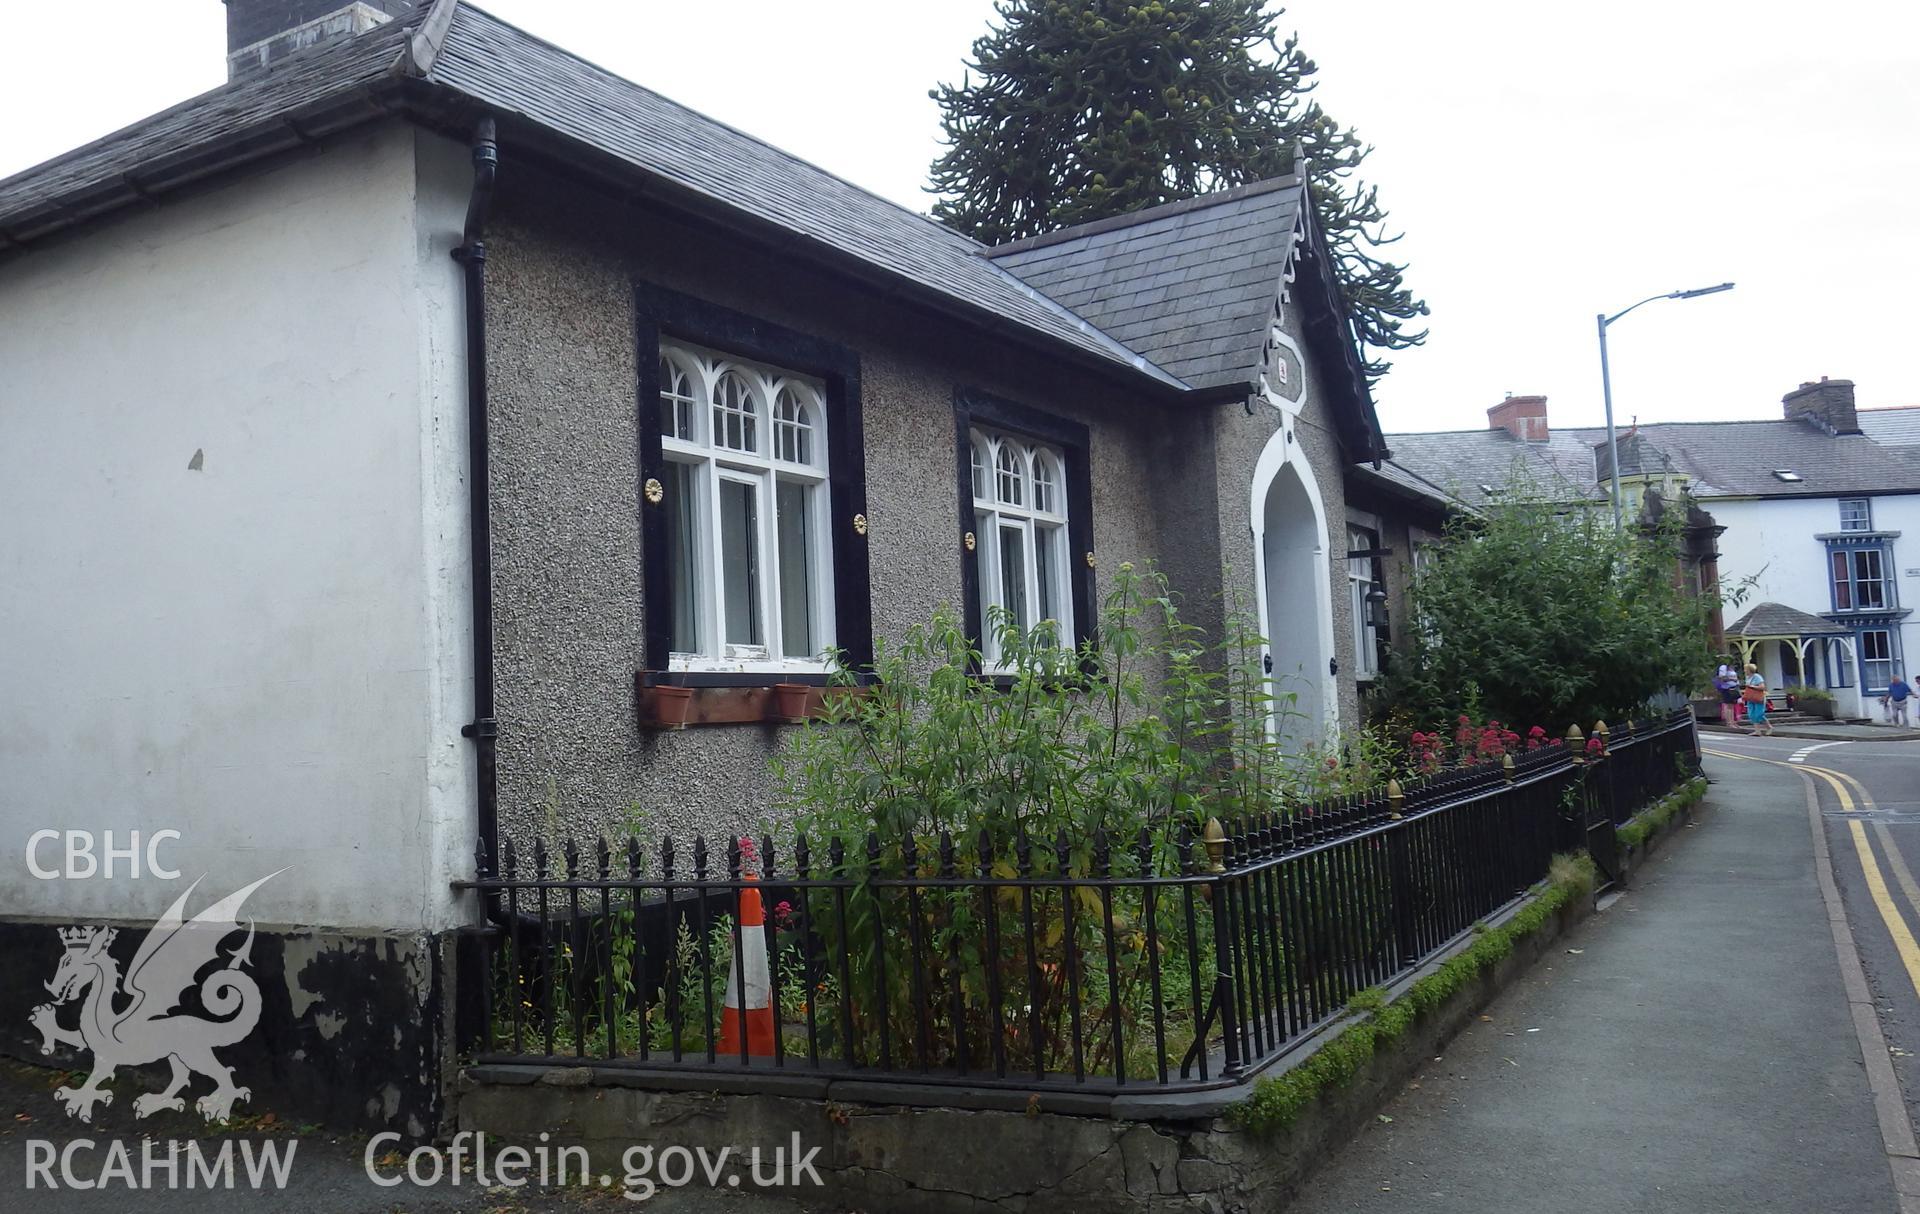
[29,873,280,1124]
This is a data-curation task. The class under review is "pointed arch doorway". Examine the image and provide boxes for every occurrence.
[1251,430,1337,748]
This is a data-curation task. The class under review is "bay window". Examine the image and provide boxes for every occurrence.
[657,342,834,672]
[1832,546,1892,612]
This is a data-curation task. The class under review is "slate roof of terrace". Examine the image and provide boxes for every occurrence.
[1386,418,1920,507]
[1860,406,1920,447]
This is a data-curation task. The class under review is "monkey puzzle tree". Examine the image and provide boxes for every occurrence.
[928,0,1426,380]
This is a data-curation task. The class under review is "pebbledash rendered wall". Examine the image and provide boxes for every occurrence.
[0,122,479,1134]
[479,168,1367,850]
[485,175,1167,848]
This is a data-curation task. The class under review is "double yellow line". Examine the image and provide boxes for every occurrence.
[1705,748,1920,1002]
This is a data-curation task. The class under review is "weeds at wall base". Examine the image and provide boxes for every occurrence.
[1229,852,1597,1136]
[1617,777,1708,852]
[1230,777,1705,1136]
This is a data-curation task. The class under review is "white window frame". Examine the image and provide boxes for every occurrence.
[658,341,835,675]
[1840,498,1872,532]
[1347,524,1381,679]
[969,427,1074,668]
[1855,548,1889,610]
[1863,628,1895,690]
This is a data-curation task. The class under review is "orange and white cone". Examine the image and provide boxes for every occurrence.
[716,874,776,1058]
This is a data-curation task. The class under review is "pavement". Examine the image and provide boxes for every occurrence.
[1290,742,1916,1213]
[1700,721,1920,743]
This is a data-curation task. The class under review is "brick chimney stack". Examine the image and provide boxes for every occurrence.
[1487,394,1549,442]
[223,0,416,79]
[1782,376,1860,436]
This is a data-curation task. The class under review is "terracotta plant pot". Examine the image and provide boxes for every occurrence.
[647,684,694,730]
[770,682,812,723]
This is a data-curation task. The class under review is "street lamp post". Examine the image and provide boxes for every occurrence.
[1597,282,1735,529]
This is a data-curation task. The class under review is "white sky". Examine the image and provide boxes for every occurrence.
[4,1,1917,434]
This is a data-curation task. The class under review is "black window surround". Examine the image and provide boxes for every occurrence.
[953,387,1097,671]
[634,281,872,686]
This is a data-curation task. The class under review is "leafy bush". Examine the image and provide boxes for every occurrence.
[1380,480,1716,731]
[767,564,1280,1076]
[773,562,1294,847]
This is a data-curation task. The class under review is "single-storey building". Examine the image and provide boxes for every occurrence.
[0,0,1444,1130]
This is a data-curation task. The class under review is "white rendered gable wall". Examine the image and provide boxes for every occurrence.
[0,124,476,933]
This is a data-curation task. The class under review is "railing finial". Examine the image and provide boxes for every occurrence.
[1201,817,1227,873]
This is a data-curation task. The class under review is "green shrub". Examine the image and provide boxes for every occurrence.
[1616,777,1707,851]
[1380,477,1717,731]
[769,564,1296,1077]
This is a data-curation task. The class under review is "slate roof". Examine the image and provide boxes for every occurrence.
[0,0,1398,449]
[0,15,421,246]
[1346,458,1466,515]
[0,1,1178,392]
[1386,418,1920,507]
[424,4,1182,389]
[984,180,1302,391]
[1860,406,1920,447]
[1726,602,1849,638]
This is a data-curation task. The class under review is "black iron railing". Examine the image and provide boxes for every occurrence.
[459,711,1698,1093]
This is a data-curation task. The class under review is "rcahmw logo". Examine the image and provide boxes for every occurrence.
[27,1138,297,1192]
[30,872,282,1124]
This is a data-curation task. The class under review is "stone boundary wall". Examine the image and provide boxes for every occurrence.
[458,884,1601,1210]
[456,796,1708,1209]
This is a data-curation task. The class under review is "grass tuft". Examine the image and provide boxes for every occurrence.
[1616,776,1707,852]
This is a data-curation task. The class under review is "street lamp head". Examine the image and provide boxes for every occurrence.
[1670,282,1735,300]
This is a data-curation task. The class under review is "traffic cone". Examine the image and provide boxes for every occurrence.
[716,874,776,1058]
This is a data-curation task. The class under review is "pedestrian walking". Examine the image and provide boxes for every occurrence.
[1890,671,1913,728]
[1743,664,1773,736]
[1715,662,1741,727]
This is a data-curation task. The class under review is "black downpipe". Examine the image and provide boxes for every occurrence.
[453,118,501,903]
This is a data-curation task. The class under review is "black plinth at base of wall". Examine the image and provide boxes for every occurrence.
[0,917,450,1138]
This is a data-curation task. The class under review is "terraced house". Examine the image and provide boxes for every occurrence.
[0,0,1443,1129]
[1390,379,1920,721]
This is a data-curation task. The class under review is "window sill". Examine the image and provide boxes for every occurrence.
[633,671,867,730]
